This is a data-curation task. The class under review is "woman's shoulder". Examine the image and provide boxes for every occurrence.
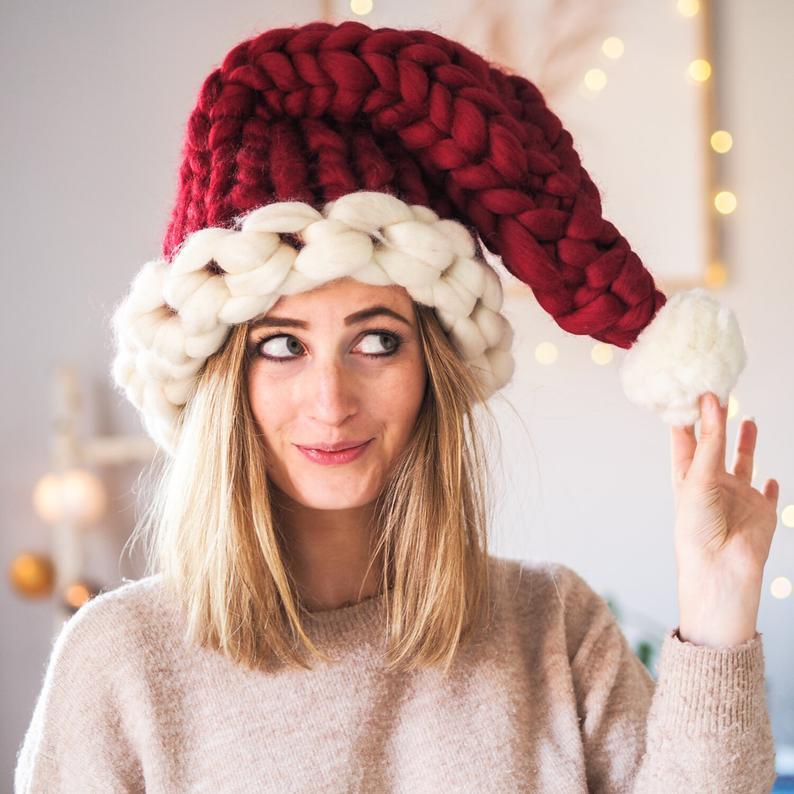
[69,572,168,625]
[53,573,173,666]
[15,577,167,793]
[487,553,597,600]
[486,554,613,640]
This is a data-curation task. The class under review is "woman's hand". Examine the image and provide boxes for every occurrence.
[669,392,780,647]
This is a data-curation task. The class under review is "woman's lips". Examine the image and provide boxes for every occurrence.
[295,439,373,465]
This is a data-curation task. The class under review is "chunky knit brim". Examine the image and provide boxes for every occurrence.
[111,190,516,454]
[111,189,747,454]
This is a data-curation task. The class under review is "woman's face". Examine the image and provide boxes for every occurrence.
[246,277,427,511]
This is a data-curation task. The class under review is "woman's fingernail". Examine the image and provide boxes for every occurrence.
[743,415,756,424]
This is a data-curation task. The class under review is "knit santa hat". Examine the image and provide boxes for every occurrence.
[111,20,746,455]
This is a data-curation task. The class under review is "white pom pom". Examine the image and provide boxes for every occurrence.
[618,287,747,425]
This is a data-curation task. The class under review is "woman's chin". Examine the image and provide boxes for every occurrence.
[268,474,378,510]
[287,488,379,511]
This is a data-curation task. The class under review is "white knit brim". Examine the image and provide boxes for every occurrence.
[618,287,747,425]
[111,190,516,454]
[111,189,746,454]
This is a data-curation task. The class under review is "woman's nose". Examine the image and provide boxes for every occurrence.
[304,357,359,423]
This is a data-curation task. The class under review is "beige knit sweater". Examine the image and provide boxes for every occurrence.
[14,555,777,793]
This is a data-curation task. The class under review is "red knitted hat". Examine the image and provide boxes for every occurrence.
[111,19,746,454]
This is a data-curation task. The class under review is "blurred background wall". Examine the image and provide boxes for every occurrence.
[2,0,792,785]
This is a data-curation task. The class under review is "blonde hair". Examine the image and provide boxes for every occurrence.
[126,300,501,675]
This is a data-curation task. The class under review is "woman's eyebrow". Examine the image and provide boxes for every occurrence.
[248,305,412,331]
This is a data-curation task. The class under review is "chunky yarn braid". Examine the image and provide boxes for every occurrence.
[161,20,666,349]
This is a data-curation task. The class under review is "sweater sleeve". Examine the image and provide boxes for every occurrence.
[560,564,777,793]
[14,598,145,794]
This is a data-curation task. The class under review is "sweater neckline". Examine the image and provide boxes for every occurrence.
[301,589,389,640]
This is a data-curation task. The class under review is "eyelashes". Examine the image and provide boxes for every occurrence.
[248,328,405,364]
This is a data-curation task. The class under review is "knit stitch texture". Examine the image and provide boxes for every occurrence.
[14,555,776,793]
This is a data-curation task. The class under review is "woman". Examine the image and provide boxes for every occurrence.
[16,19,780,793]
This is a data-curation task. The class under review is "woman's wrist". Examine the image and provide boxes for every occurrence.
[677,571,762,648]
[676,622,757,648]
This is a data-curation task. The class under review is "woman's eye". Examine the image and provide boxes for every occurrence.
[254,331,402,362]
[258,335,304,360]
[358,332,400,356]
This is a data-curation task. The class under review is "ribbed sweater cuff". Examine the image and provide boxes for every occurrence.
[653,627,766,736]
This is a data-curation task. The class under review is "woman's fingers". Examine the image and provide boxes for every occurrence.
[763,478,780,506]
[730,417,757,483]
[671,399,780,522]
[670,422,696,487]
[688,392,727,480]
